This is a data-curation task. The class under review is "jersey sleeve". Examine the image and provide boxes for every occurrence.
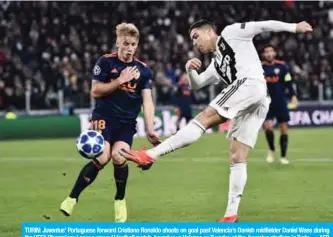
[204,60,221,84]
[142,67,153,89]
[187,60,220,90]
[92,57,110,83]
[283,64,292,82]
[222,21,297,39]
[282,63,296,96]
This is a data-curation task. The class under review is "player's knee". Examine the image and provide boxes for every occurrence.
[280,122,288,135]
[111,150,126,165]
[94,141,111,165]
[280,129,288,135]
[229,147,247,163]
[229,151,237,163]
[96,152,111,166]
[264,121,273,131]
[265,126,273,132]
[195,107,227,129]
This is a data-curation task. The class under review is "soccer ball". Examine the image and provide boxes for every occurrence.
[76,130,105,159]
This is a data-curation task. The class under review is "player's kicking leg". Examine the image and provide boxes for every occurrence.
[120,106,254,222]
[60,141,111,216]
[120,79,270,222]
[120,106,227,167]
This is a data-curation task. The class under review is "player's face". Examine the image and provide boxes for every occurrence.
[263,47,276,62]
[117,36,139,61]
[190,28,213,53]
[179,73,190,85]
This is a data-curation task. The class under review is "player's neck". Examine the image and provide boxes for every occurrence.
[265,60,275,65]
[211,35,218,52]
[117,53,134,63]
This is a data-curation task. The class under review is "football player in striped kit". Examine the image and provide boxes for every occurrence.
[121,19,313,222]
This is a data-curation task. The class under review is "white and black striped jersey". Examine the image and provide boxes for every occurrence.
[205,21,297,86]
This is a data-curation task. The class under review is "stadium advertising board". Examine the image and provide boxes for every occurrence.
[0,105,332,140]
[288,105,333,127]
[79,105,333,136]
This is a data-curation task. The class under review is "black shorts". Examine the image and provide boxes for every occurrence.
[174,98,193,119]
[176,105,192,118]
[91,115,137,147]
[265,104,290,123]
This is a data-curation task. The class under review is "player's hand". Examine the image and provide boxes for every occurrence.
[146,131,161,147]
[296,21,313,33]
[118,66,139,84]
[291,96,299,106]
[288,96,299,109]
[185,58,202,71]
[291,96,299,107]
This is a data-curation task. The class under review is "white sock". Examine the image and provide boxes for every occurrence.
[224,162,247,217]
[146,119,206,159]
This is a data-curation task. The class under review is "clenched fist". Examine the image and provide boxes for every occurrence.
[296,21,313,33]
[185,58,202,71]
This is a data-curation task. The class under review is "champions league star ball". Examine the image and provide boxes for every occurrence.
[76,130,105,159]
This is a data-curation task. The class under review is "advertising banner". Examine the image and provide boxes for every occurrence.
[287,105,333,127]
[79,110,217,138]
[1,105,332,140]
[0,116,80,140]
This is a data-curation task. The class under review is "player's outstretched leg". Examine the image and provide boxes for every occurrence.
[111,142,130,223]
[60,142,111,216]
[279,122,289,164]
[120,107,226,166]
[219,138,249,223]
[120,119,204,165]
[263,120,275,163]
[121,119,205,167]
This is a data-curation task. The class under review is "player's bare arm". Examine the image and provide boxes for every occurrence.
[142,89,161,146]
[91,66,139,98]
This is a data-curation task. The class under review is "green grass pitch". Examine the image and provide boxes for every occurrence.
[1,128,333,236]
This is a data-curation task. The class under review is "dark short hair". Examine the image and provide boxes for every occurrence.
[188,19,215,35]
[263,44,277,52]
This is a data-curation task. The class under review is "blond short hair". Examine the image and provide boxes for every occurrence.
[116,23,140,39]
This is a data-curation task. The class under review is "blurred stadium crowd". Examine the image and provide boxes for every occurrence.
[1,1,333,111]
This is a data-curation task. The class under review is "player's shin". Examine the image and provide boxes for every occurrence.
[69,159,103,200]
[280,134,288,157]
[224,140,249,218]
[224,162,247,217]
[265,129,275,152]
[113,161,129,200]
[146,119,206,159]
